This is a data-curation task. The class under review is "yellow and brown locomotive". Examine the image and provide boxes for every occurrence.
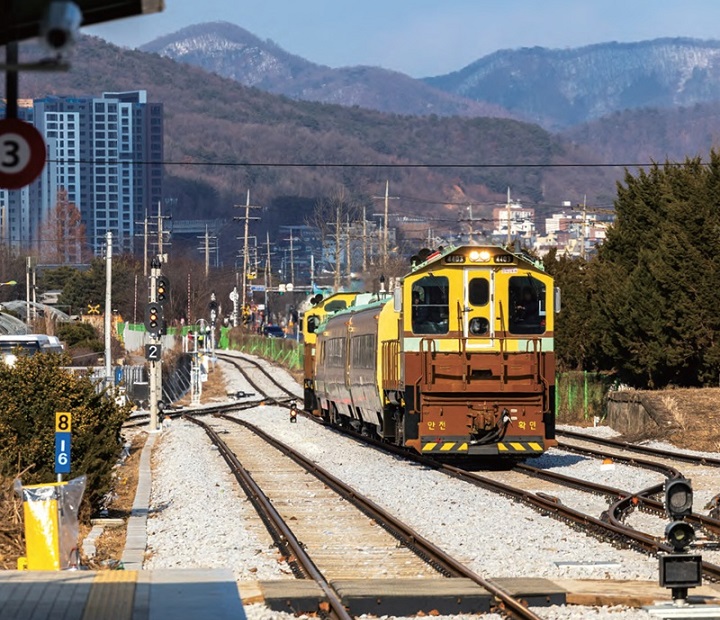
[305,245,558,458]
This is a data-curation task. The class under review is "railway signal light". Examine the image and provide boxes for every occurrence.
[156,276,169,303]
[665,521,696,552]
[664,477,695,552]
[289,400,298,423]
[144,303,162,337]
[659,477,702,602]
[665,478,693,520]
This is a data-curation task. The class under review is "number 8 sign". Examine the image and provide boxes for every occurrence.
[0,118,47,190]
[55,412,72,475]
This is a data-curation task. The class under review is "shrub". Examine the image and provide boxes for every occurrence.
[0,352,129,514]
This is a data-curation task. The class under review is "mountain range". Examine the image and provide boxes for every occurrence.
[7,23,720,247]
[141,23,720,132]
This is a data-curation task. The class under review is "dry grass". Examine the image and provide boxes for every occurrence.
[643,388,720,452]
[0,478,25,569]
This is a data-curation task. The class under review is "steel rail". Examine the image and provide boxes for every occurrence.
[185,414,353,620]
[557,429,720,467]
[216,414,544,620]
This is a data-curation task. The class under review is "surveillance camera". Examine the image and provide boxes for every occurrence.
[40,1,82,53]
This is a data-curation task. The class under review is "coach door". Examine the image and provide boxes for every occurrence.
[463,269,494,349]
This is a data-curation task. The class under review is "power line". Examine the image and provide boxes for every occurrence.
[42,157,682,169]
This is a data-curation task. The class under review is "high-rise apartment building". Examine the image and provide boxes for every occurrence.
[0,90,163,257]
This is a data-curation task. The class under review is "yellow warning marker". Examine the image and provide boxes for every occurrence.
[600,457,615,470]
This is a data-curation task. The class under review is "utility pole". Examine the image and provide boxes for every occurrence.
[265,232,272,311]
[372,180,399,269]
[144,210,148,276]
[205,226,210,277]
[334,207,342,291]
[284,228,295,285]
[362,206,368,272]
[580,195,587,260]
[345,214,352,286]
[233,190,261,307]
[196,225,218,278]
[506,187,513,248]
[104,231,112,390]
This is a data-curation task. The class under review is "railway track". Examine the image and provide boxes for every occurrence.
[213,352,720,577]
[557,428,720,468]
[138,351,720,614]
[184,412,544,619]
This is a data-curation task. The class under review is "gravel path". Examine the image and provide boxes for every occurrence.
[144,351,711,619]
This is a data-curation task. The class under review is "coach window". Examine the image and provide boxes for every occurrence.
[412,275,449,335]
[508,276,546,335]
[326,337,346,367]
[351,334,376,369]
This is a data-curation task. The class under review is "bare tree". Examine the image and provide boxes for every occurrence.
[306,186,363,291]
[39,188,87,264]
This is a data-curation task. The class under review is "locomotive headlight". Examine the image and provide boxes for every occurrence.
[469,250,491,263]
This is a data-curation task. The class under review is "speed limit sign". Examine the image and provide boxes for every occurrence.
[0,118,47,190]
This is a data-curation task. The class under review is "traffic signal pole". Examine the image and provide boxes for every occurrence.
[147,260,163,431]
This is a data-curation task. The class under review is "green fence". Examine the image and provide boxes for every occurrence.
[555,371,615,422]
[226,333,303,371]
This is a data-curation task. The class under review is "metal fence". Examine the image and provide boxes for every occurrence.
[227,333,302,370]
[555,371,616,422]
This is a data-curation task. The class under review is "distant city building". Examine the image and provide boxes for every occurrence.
[0,91,163,256]
[492,200,536,242]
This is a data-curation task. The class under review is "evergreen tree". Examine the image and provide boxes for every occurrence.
[590,151,720,387]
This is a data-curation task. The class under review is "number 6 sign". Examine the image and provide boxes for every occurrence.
[0,118,47,190]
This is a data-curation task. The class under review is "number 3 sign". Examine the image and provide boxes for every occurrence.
[0,118,47,190]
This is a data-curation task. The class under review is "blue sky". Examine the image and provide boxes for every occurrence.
[84,1,720,77]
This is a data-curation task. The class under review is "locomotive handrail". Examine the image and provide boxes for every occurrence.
[414,336,437,410]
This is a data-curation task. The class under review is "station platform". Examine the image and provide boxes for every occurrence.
[0,568,246,620]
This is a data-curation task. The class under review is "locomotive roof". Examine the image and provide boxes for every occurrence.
[409,244,545,272]
[315,295,392,332]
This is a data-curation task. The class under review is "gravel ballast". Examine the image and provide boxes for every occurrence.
[143,352,704,619]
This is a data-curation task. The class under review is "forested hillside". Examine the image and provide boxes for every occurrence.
[9,36,617,226]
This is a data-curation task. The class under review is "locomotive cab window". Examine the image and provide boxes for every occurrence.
[411,275,449,335]
[306,315,320,334]
[467,277,490,336]
[325,300,347,312]
[508,276,546,335]
[468,278,489,306]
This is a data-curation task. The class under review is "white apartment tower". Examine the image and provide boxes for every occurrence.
[0,91,163,257]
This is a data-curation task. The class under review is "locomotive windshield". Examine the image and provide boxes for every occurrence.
[508,275,546,334]
[411,275,449,334]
